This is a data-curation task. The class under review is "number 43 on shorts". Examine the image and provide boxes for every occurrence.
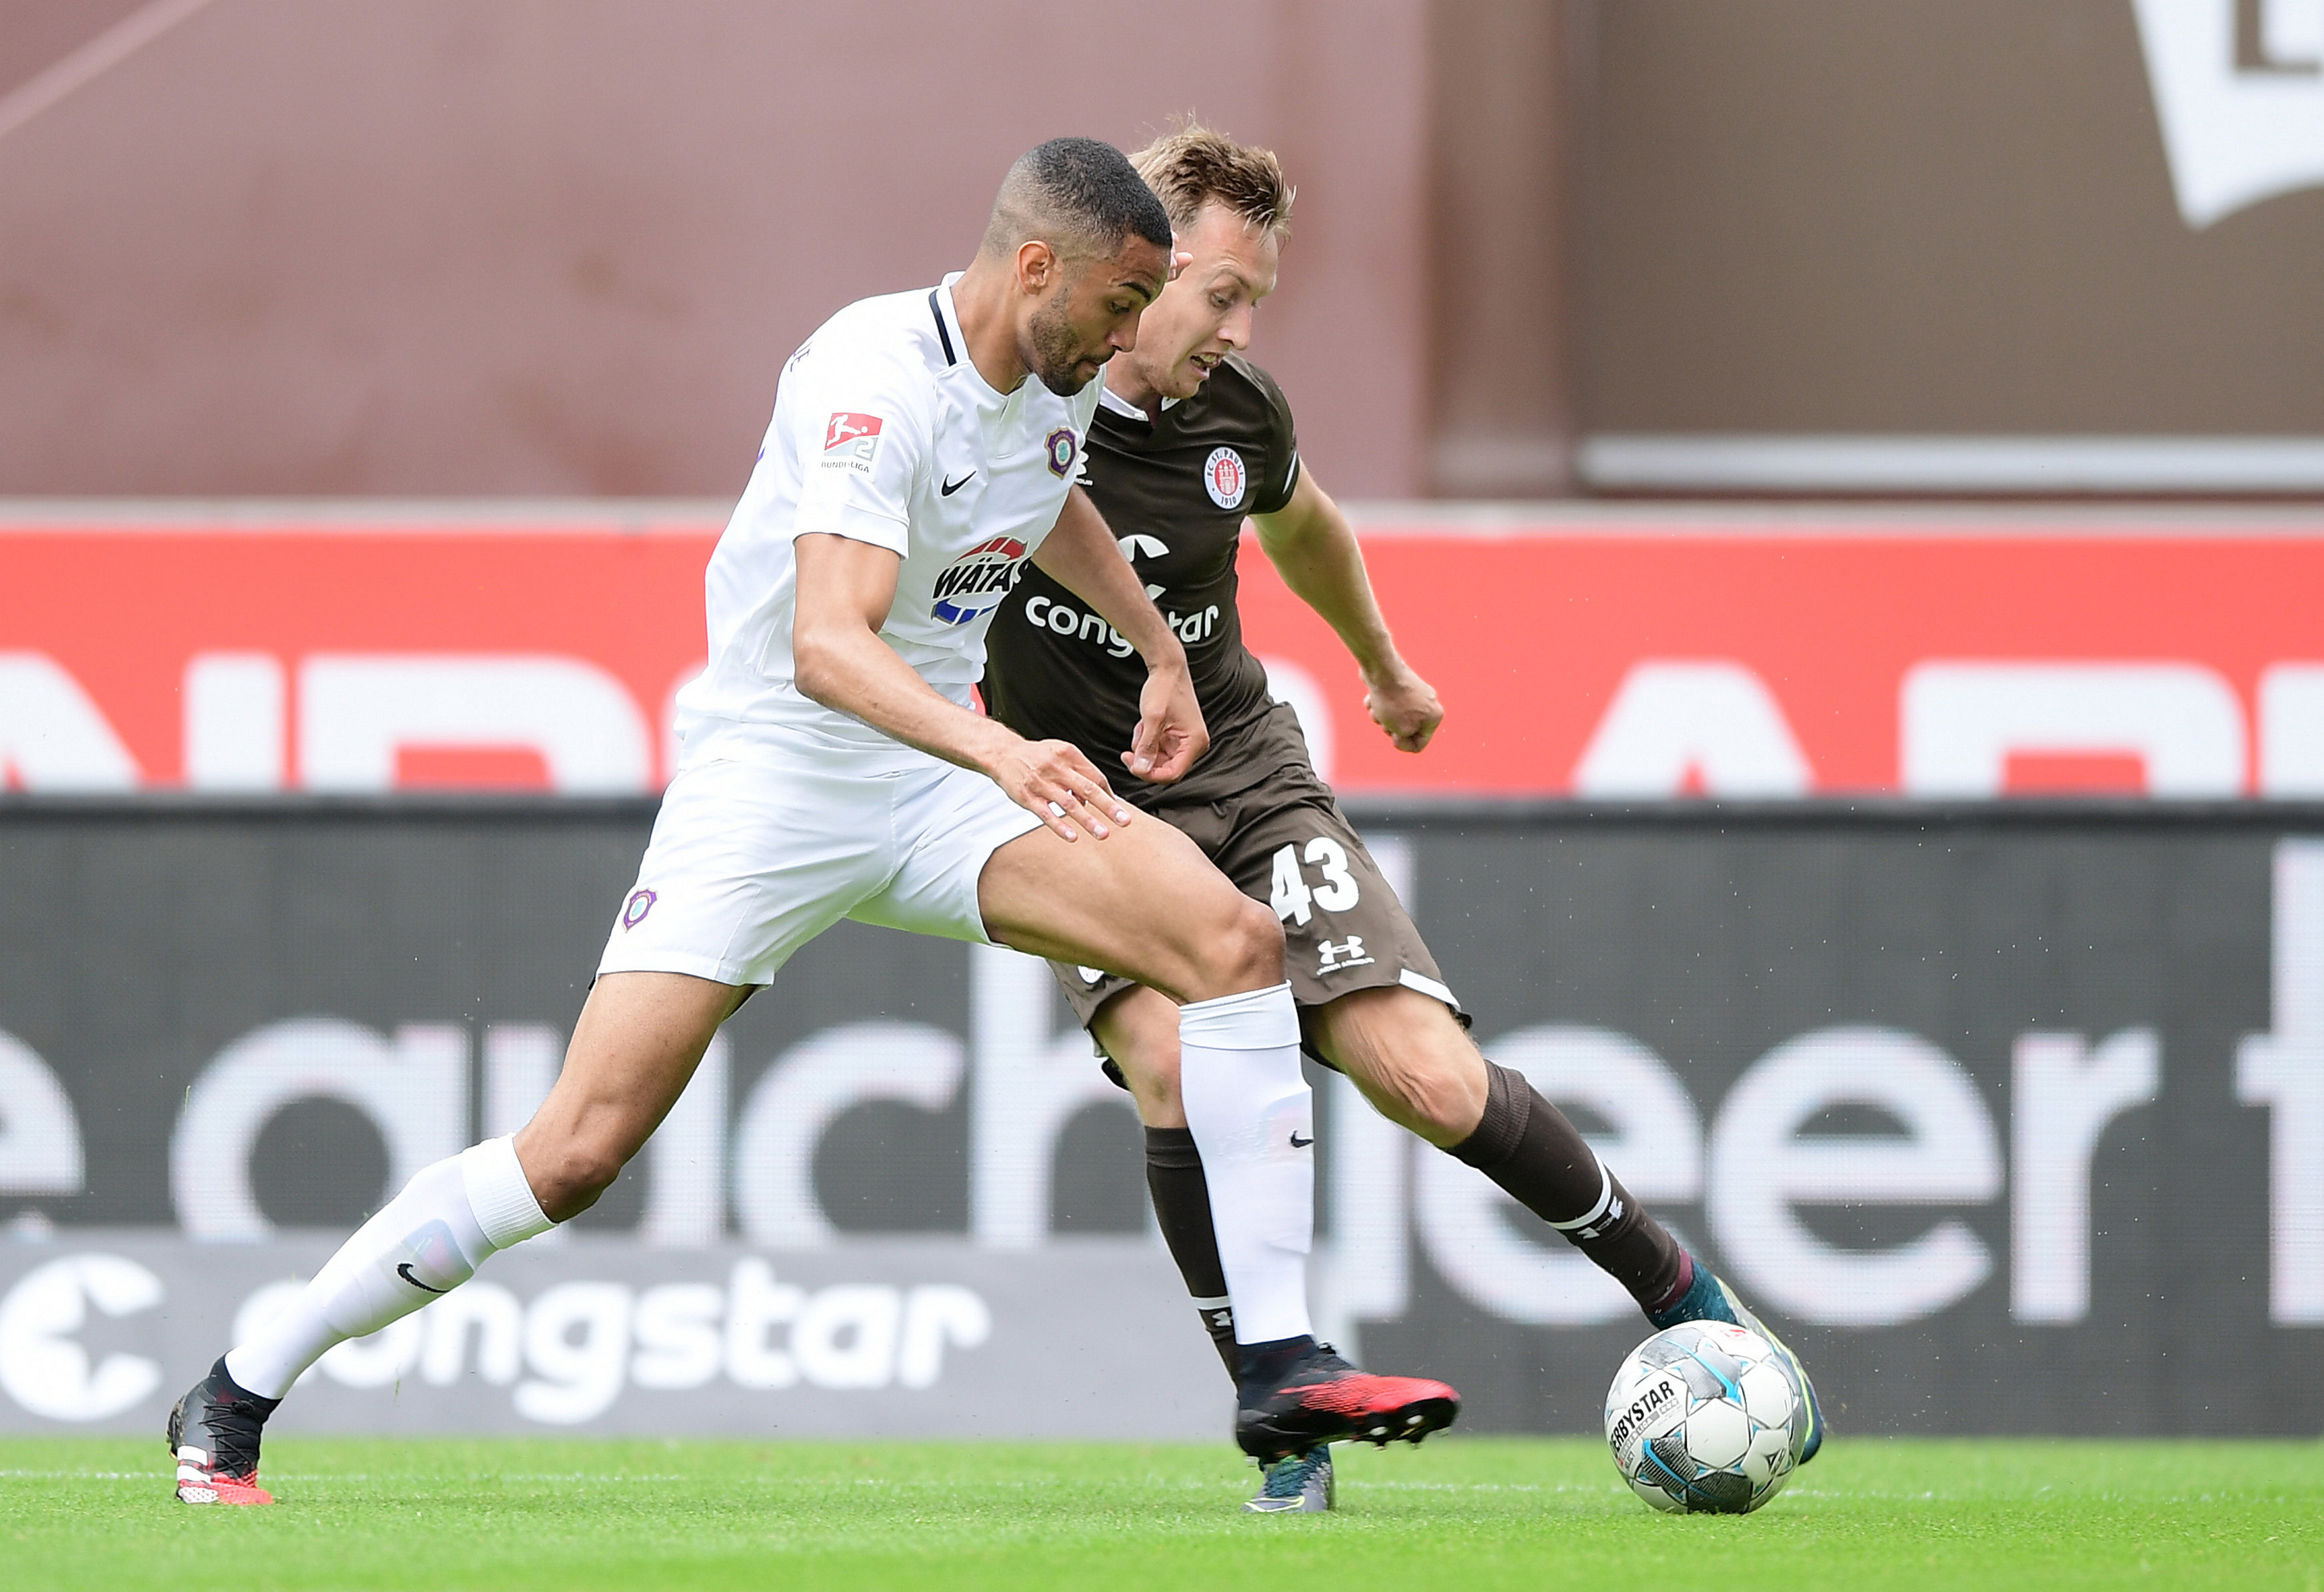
[1269,837,1361,925]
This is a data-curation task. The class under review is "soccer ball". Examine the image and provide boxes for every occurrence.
[1603,1320,1803,1514]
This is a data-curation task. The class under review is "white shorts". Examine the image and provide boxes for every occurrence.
[596,751,1044,987]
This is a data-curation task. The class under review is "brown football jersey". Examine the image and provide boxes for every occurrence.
[981,354,1301,809]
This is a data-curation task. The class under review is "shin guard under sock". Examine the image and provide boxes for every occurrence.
[1450,1061,1687,1313]
[224,1136,555,1399]
[1143,1125,1241,1381]
[1178,982,1316,1347]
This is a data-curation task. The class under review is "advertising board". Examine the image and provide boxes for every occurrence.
[3,802,2321,1437]
[6,509,2324,801]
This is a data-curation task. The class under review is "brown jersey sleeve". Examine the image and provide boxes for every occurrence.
[1238,357,1303,515]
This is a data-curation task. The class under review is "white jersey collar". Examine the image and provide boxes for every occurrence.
[1096,376,1178,422]
[930,275,968,375]
[936,272,1044,417]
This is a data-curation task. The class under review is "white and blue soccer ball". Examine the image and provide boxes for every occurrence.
[1604,1320,1803,1514]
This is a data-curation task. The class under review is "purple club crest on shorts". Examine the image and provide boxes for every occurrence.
[622,888,657,930]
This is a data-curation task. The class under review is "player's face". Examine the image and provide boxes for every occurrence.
[1022,237,1169,397]
[1120,202,1279,402]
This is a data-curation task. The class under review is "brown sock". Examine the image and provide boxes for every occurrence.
[1144,1125,1240,1381]
[1449,1061,1688,1313]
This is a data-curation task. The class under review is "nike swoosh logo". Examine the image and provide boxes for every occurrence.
[1289,1131,1314,1148]
[941,471,976,496]
[397,1263,449,1295]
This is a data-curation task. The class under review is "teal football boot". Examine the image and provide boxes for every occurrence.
[1244,1445,1334,1513]
[1649,1255,1826,1465]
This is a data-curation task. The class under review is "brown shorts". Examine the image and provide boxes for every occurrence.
[1048,713,1463,1051]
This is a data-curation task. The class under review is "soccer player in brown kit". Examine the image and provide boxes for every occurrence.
[981,125,1827,1513]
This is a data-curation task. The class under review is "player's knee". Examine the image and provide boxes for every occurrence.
[1118,1057,1186,1128]
[1207,894,1285,991]
[529,1138,628,1223]
[1166,889,1283,999]
[1095,994,1187,1127]
[1336,1005,1488,1145]
[1353,1068,1465,1147]
[1384,1061,1484,1145]
[1118,1039,1184,1112]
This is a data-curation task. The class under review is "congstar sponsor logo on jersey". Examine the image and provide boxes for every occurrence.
[931,536,1028,625]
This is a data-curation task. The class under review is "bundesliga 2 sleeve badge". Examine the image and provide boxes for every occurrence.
[823,413,884,475]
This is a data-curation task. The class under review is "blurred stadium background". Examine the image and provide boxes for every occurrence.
[4,0,2324,1448]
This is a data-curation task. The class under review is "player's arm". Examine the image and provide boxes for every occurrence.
[1027,485,1208,783]
[1250,466,1442,754]
[791,533,1133,842]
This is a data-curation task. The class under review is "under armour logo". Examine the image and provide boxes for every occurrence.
[1317,936,1374,972]
[1573,1197,1626,1243]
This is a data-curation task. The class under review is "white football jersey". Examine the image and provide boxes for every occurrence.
[676,274,1101,766]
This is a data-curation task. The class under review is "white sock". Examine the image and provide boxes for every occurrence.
[224,1137,555,1399]
[1177,981,1315,1346]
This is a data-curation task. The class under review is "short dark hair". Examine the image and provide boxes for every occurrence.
[981,137,1174,262]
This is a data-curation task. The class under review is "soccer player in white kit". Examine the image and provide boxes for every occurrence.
[165,138,1457,1507]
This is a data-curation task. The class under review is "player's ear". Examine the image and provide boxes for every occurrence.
[1015,239,1057,295]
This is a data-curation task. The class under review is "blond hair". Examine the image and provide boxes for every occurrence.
[1129,120,1294,239]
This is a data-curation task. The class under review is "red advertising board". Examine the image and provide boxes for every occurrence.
[4,508,2322,799]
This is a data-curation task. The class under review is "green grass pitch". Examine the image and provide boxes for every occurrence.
[6,1435,2318,1591]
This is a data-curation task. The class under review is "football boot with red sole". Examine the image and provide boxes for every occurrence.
[167,1357,278,1505]
[1235,1343,1460,1461]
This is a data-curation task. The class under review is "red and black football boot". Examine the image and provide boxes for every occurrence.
[167,1357,279,1505]
[1234,1343,1460,1462]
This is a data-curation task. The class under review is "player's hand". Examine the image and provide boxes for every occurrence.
[1126,658,1208,783]
[1364,662,1443,753]
[990,736,1135,842]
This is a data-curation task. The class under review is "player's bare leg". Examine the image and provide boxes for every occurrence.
[1096,983,1491,1138]
[1097,985,1191,1126]
[977,811,1280,1000]
[1306,985,1486,1147]
[515,971,749,1219]
[169,970,744,1503]
[982,814,1307,1357]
